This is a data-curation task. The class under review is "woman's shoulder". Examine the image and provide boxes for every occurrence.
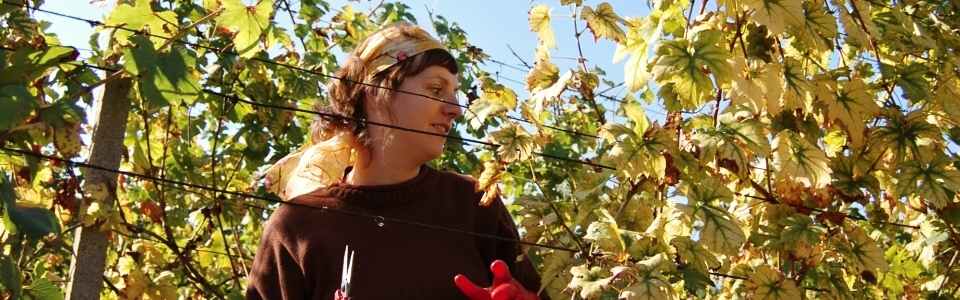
[263,196,339,235]
[431,167,481,192]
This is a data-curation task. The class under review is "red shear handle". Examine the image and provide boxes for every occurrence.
[333,289,350,300]
[454,260,540,300]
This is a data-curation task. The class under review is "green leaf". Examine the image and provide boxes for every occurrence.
[581,2,625,42]
[895,153,960,209]
[0,46,77,85]
[0,256,21,299]
[651,29,733,110]
[888,62,930,102]
[529,5,556,49]
[123,36,201,108]
[1,174,60,239]
[25,277,63,300]
[680,266,713,296]
[0,85,37,131]
[216,0,274,58]
[697,205,745,255]
[104,0,178,45]
[871,110,941,164]
[790,0,838,53]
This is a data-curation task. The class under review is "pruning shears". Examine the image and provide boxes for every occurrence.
[334,245,355,300]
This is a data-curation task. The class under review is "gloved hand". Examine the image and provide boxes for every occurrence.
[454,260,540,300]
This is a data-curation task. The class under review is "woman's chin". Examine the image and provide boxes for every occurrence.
[424,144,446,161]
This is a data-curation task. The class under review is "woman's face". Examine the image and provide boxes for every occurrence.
[366,65,462,164]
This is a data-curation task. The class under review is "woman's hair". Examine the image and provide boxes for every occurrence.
[310,24,458,150]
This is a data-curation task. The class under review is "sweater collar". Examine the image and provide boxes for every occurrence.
[312,164,435,208]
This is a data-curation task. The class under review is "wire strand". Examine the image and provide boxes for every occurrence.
[0,146,581,253]
[2,1,605,142]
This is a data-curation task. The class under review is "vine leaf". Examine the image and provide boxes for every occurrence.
[104,0,178,45]
[651,29,733,110]
[123,36,201,108]
[581,2,625,42]
[744,0,803,36]
[467,76,518,128]
[529,4,556,49]
[833,223,889,273]
[619,253,674,300]
[774,131,832,189]
[895,153,960,209]
[526,58,559,91]
[0,85,36,131]
[216,0,274,58]
[697,204,745,255]
[748,266,802,300]
[817,78,879,149]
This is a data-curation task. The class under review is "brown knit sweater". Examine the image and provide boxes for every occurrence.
[245,165,545,300]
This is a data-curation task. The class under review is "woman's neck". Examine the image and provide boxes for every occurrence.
[345,146,422,186]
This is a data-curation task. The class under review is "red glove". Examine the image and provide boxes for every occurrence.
[454,260,540,300]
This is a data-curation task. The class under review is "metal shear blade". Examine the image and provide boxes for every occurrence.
[340,245,355,296]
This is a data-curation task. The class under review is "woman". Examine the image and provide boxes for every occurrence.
[245,22,544,300]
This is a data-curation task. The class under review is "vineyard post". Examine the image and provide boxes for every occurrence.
[64,77,133,300]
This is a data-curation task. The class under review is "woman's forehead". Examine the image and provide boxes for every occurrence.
[414,65,458,85]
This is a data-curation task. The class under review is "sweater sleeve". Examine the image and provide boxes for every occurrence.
[477,197,548,299]
[246,208,306,300]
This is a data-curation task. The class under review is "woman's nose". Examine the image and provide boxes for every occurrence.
[442,99,463,121]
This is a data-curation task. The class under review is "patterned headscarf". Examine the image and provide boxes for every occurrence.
[263,22,448,201]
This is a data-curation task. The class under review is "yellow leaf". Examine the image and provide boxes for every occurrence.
[104,0,178,45]
[834,223,889,273]
[671,236,720,273]
[529,4,556,49]
[832,0,868,49]
[896,154,960,209]
[622,101,650,135]
[531,70,573,106]
[489,124,535,161]
[781,58,811,113]
[467,76,518,128]
[790,0,838,53]
[774,131,832,188]
[748,266,802,300]
[821,78,879,149]
[823,129,847,157]
[616,17,663,93]
[526,58,559,91]
[744,0,804,36]
[53,123,82,158]
[581,2,625,42]
[216,0,274,58]
[476,160,504,206]
[697,205,746,255]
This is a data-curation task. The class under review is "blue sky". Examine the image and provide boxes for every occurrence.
[37,0,658,117]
